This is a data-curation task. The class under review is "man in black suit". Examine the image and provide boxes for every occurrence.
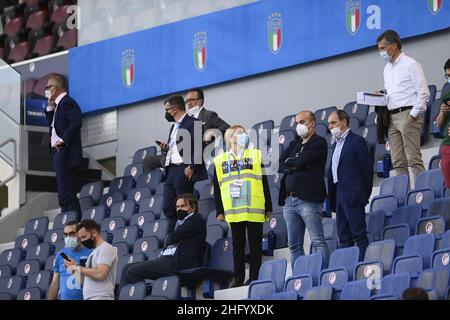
[143,88,229,172]
[44,74,82,216]
[278,111,329,268]
[160,95,208,231]
[119,194,207,288]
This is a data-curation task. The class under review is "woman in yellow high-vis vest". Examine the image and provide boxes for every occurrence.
[212,125,272,287]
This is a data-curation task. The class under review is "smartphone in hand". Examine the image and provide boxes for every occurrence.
[60,252,71,262]
[155,140,162,146]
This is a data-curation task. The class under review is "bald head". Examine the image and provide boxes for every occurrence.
[295,110,316,141]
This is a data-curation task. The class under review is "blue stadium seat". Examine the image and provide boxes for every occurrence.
[53,211,79,230]
[266,290,298,300]
[116,253,146,286]
[198,183,214,200]
[280,114,297,133]
[127,187,152,206]
[269,187,282,214]
[0,276,26,299]
[132,146,157,164]
[373,143,392,177]
[43,229,64,249]
[24,216,49,241]
[349,117,360,131]
[428,198,450,227]
[278,130,296,154]
[154,183,165,196]
[319,246,360,293]
[112,242,130,258]
[366,210,386,243]
[109,176,136,197]
[390,204,422,235]
[133,237,160,257]
[145,275,181,300]
[443,82,450,97]
[343,102,370,126]
[303,286,333,300]
[370,195,398,216]
[207,211,228,236]
[432,248,450,270]
[82,205,108,225]
[443,188,450,198]
[130,212,156,231]
[17,287,42,300]
[267,173,282,190]
[206,224,225,247]
[417,216,445,237]
[371,273,410,300]
[25,270,52,297]
[99,192,124,211]
[113,225,142,251]
[430,100,444,138]
[0,265,12,279]
[142,219,170,246]
[372,174,409,208]
[428,85,437,108]
[79,180,103,207]
[198,198,215,221]
[406,189,435,214]
[16,260,40,278]
[354,240,395,286]
[15,234,39,251]
[194,179,212,196]
[53,240,65,254]
[285,253,323,298]
[101,217,127,237]
[248,259,287,299]
[365,112,377,126]
[251,120,274,149]
[411,169,444,199]
[315,107,337,126]
[119,281,148,300]
[442,231,450,249]
[0,249,24,273]
[429,155,441,170]
[44,255,55,271]
[124,163,144,181]
[110,200,137,224]
[341,280,372,300]
[417,268,450,300]
[263,213,287,250]
[355,125,377,155]
[136,170,164,193]
[325,133,335,149]
[26,243,52,268]
[316,123,328,137]
[139,195,164,219]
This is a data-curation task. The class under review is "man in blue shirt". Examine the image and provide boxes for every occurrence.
[47,221,92,300]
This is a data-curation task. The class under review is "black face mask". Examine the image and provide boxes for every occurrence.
[81,235,96,249]
[165,111,175,123]
[177,210,190,220]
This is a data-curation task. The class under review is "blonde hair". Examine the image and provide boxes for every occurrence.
[224,125,245,150]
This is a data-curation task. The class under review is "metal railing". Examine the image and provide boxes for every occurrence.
[0,138,17,188]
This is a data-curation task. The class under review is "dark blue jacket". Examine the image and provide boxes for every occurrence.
[278,133,328,206]
[166,114,208,182]
[327,130,373,211]
[45,94,83,167]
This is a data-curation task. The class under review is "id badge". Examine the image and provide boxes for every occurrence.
[230,185,241,198]
[234,179,244,187]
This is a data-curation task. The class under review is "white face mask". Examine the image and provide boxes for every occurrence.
[187,106,200,117]
[330,127,342,139]
[296,124,309,138]
[447,78,450,85]
[45,90,52,99]
[379,50,391,62]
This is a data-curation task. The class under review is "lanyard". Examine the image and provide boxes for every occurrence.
[227,150,245,179]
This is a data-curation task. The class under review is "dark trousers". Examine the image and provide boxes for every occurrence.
[119,256,177,291]
[336,195,368,261]
[143,154,165,172]
[230,221,263,284]
[162,164,195,232]
[53,150,81,215]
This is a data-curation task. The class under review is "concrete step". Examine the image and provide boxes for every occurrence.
[44,208,61,222]
[16,227,24,236]
[0,241,14,253]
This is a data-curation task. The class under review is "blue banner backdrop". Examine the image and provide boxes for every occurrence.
[69,0,450,113]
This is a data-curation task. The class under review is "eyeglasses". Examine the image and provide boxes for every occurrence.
[185,98,200,104]
[165,107,174,112]
[45,85,55,90]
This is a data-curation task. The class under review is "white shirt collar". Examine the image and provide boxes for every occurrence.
[55,92,67,105]
[390,52,403,65]
[176,113,187,124]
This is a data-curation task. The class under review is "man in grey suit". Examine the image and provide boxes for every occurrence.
[143,88,229,172]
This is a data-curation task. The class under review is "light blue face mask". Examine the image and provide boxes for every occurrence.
[379,50,391,62]
[64,236,79,250]
[236,133,249,147]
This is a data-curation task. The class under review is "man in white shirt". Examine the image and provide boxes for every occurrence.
[44,74,83,215]
[377,30,430,179]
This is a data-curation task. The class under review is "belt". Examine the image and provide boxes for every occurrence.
[389,106,413,115]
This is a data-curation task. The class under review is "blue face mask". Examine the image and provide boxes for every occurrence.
[236,133,249,148]
[379,50,391,62]
[64,236,79,250]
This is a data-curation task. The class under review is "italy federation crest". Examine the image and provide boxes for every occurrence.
[346,0,361,35]
[122,49,135,88]
[268,13,282,54]
[193,32,207,72]
[428,0,443,15]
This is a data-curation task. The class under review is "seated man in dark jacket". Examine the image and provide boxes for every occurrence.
[119,194,207,289]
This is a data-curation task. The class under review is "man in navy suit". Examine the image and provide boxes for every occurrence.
[327,110,372,260]
[44,74,82,216]
[160,95,208,231]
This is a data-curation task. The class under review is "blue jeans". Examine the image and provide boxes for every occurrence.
[283,197,329,269]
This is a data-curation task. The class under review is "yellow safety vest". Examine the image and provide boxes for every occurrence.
[214,148,266,223]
